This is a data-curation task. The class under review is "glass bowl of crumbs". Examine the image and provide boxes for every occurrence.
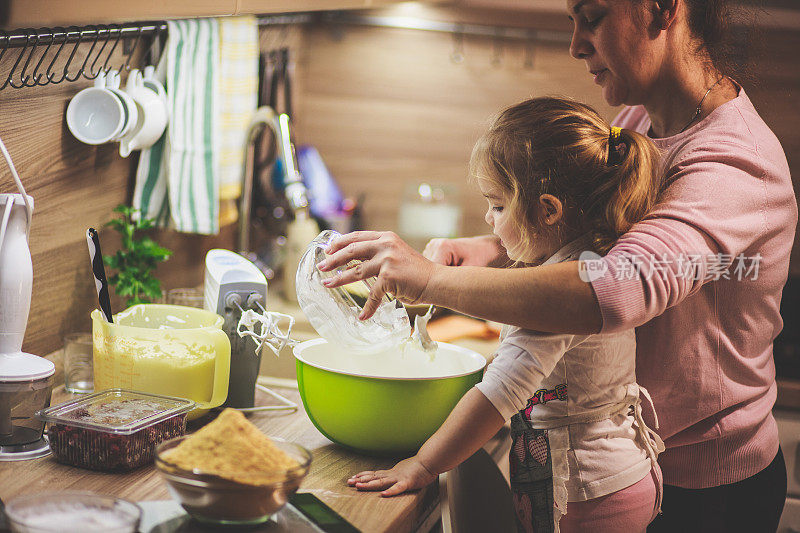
[154,408,312,526]
[4,492,141,533]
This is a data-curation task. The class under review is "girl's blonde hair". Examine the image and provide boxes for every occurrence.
[469,96,662,256]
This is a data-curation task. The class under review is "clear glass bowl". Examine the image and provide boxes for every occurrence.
[295,229,411,354]
[4,491,141,533]
[154,435,312,525]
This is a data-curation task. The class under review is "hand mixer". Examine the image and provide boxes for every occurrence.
[204,249,296,413]
[0,135,55,461]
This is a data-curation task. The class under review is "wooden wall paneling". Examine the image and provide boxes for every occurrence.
[0,39,133,357]
[0,24,304,358]
[296,18,800,275]
[1,1,238,29]
[294,23,615,240]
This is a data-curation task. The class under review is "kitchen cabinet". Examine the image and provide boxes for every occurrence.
[0,0,407,29]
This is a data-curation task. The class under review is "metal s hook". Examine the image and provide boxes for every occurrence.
[30,28,57,86]
[450,24,465,64]
[67,26,101,82]
[0,31,10,71]
[491,27,505,68]
[142,23,166,67]
[6,29,36,89]
[523,30,536,70]
[85,24,111,79]
[47,26,81,85]
[99,23,124,75]
[120,26,143,72]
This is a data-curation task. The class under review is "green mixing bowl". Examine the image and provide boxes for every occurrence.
[294,338,486,456]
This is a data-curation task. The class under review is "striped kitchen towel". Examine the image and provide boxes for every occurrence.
[217,16,259,228]
[133,18,220,234]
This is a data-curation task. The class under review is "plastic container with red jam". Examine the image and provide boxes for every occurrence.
[37,389,195,471]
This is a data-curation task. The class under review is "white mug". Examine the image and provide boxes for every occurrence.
[142,65,168,106]
[105,70,139,141]
[66,73,126,145]
[119,69,168,158]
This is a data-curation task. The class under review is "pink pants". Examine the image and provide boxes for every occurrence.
[559,464,662,533]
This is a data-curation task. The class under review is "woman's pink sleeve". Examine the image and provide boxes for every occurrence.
[590,141,791,332]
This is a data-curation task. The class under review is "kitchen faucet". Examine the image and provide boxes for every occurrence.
[238,106,319,301]
[237,106,309,254]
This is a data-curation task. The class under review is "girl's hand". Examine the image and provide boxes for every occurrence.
[347,456,438,497]
[316,231,437,319]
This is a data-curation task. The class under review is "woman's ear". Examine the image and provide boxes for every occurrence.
[538,194,564,226]
[653,0,679,30]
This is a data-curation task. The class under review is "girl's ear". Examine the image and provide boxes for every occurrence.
[538,194,564,226]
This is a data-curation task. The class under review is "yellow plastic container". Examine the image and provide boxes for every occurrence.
[92,304,231,420]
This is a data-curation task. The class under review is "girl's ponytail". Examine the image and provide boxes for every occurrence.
[470,97,663,257]
[585,128,661,254]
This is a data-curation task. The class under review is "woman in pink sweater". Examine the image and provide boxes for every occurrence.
[319,0,796,530]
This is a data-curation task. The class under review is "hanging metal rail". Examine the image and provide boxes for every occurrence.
[0,13,313,91]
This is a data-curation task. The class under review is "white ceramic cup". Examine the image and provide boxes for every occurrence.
[105,70,139,141]
[142,65,168,105]
[119,69,168,158]
[66,73,126,145]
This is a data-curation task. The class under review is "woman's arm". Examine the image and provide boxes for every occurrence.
[321,142,775,334]
[348,388,506,496]
[318,231,602,333]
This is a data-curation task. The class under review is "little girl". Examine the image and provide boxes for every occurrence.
[345,97,665,533]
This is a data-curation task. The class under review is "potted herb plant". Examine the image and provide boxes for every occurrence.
[103,204,172,306]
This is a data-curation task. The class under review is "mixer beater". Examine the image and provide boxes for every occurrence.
[204,249,297,413]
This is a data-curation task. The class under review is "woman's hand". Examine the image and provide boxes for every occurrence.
[347,456,437,497]
[316,231,437,319]
[423,235,508,267]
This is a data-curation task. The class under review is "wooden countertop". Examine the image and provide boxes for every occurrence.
[0,297,506,531]
[1,387,441,532]
[0,336,508,533]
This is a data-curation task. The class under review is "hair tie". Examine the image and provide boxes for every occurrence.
[607,126,627,166]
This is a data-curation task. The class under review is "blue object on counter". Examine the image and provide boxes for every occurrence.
[297,145,345,220]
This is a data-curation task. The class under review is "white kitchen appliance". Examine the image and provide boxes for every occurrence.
[0,138,55,461]
[204,249,296,412]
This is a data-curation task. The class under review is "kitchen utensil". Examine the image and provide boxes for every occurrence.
[295,230,411,355]
[37,389,194,471]
[66,72,127,145]
[0,136,54,462]
[86,228,113,323]
[294,338,485,455]
[204,249,297,412]
[119,68,168,157]
[63,333,93,394]
[91,304,230,420]
[155,435,311,526]
[4,492,141,532]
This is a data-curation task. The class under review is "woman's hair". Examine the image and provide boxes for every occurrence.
[469,96,662,256]
[658,0,761,85]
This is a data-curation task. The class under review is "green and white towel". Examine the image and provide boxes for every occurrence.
[217,16,259,228]
[133,18,220,234]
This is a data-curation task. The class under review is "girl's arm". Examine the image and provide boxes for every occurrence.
[422,235,509,267]
[348,388,506,497]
